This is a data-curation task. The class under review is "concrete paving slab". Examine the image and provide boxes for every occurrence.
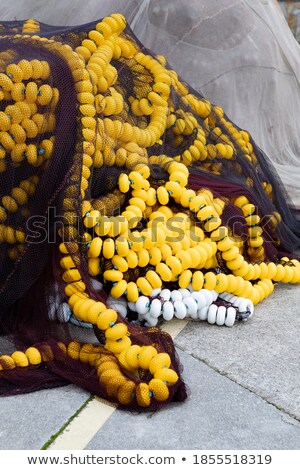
[175,284,300,420]
[0,385,90,450]
[86,350,300,450]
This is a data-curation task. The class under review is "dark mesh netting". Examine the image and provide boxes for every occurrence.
[0,15,299,411]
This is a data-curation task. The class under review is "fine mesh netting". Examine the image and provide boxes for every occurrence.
[1,0,300,207]
[0,13,299,411]
[128,0,300,208]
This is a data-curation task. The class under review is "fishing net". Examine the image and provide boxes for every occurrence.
[0,14,299,411]
[128,0,300,208]
[2,0,300,207]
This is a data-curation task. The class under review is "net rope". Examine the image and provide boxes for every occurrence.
[0,13,299,411]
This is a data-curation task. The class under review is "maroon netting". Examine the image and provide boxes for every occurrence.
[0,16,299,411]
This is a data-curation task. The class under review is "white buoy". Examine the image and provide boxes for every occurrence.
[173,300,187,319]
[198,305,209,321]
[216,305,226,326]
[178,288,190,298]
[225,307,236,327]
[171,290,182,302]
[184,297,198,319]
[150,288,161,298]
[144,315,158,327]
[162,301,174,321]
[201,289,215,306]
[48,297,59,321]
[128,301,137,312]
[57,303,71,323]
[212,290,219,301]
[219,292,234,302]
[207,304,218,324]
[149,298,162,318]
[160,289,171,301]
[191,291,207,310]
[136,296,150,315]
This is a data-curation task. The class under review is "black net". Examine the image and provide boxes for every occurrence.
[0,15,299,411]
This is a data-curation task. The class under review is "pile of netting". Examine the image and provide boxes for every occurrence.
[0,14,299,411]
[128,0,300,207]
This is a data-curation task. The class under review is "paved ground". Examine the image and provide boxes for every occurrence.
[0,0,300,452]
[0,284,300,450]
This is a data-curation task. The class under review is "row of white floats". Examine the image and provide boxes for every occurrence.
[48,283,254,328]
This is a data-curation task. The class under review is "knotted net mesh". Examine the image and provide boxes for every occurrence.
[0,14,299,411]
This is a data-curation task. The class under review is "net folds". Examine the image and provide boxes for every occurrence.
[0,14,299,411]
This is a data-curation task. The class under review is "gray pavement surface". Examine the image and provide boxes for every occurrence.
[0,385,90,450]
[175,284,300,420]
[86,350,300,450]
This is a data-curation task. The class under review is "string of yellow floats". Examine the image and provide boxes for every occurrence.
[0,14,299,408]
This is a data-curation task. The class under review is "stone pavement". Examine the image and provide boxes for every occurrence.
[1,284,300,450]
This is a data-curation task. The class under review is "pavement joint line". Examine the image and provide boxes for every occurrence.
[174,343,300,424]
[41,396,93,450]
[46,319,188,450]
[47,395,116,450]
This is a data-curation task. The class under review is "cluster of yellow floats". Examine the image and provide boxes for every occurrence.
[0,14,299,408]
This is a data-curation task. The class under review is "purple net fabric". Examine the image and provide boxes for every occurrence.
[0,16,299,411]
